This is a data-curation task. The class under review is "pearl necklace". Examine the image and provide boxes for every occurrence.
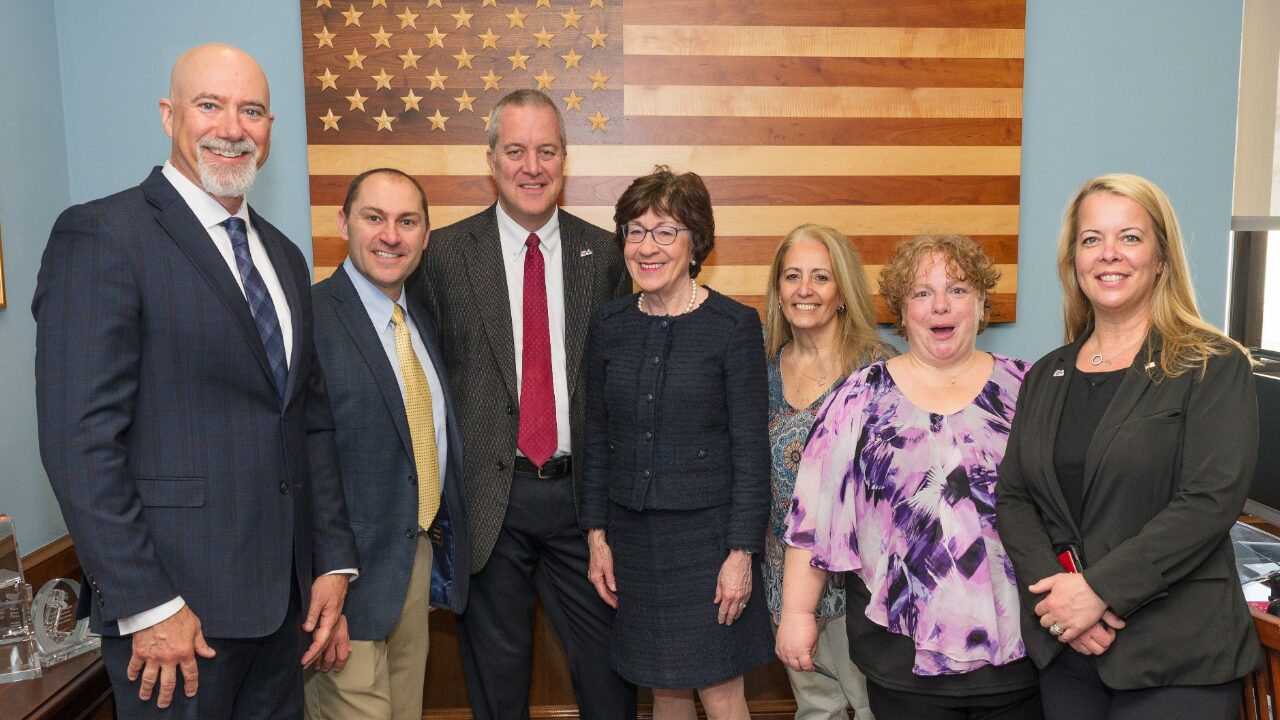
[638,279,698,316]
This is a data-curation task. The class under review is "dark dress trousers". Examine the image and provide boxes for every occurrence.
[579,289,775,689]
[407,205,634,718]
[996,332,1263,690]
[32,167,358,715]
[311,265,469,637]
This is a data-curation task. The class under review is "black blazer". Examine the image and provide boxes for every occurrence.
[996,332,1262,688]
[312,266,470,635]
[579,290,770,553]
[33,168,358,637]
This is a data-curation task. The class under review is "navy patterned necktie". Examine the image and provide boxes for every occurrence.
[222,217,288,399]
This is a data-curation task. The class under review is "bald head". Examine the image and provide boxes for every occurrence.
[160,43,274,212]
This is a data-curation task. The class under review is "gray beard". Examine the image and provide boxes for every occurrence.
[196,141,259,198]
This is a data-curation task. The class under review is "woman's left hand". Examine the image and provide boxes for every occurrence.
[715,549,753,625]
[1030,572,1108,643]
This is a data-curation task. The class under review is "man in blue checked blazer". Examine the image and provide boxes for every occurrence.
[32,43,358,719]
[305,168,469,720]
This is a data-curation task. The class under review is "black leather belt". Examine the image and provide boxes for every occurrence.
[513,455,572,479]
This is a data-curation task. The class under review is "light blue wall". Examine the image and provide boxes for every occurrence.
[0,1,72,556]
[0,0,1248,552]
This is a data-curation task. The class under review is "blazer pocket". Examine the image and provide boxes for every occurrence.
[135,477,206,508]
[1129,408,1186,425]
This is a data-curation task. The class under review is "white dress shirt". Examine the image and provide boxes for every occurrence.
[342,258,449,492]
[495,203,572,457]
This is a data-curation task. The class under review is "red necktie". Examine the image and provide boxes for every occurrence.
[518,233,557,466]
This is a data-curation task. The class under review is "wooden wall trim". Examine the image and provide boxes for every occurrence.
[23,533,82,592]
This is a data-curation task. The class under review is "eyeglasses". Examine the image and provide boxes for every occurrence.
[620,223,689,246]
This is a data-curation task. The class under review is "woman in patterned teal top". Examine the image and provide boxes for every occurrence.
[762,224,892,719]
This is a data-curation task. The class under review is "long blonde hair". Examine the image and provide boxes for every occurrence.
[1056,173,1248,377]
[764,224,891,373]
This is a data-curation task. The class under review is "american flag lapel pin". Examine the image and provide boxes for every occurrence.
[580,249,593,257]
[1145,361,1156,370]
[1053,369,1065,377]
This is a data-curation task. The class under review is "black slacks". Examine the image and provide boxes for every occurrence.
[102,582,306,720]
[456,469,636,720]
[1040,649,1241,720]
[866,681,1043,720]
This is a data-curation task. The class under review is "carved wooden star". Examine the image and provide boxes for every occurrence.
[483,113,493,131]
[587,68,609,90]
[319,108,341,130]
[478,27,501,49]
[534,69,555,89]
[560,48,582,69]
[372,68,395,89]
[560,7,581,28]
[535,0,551,7]
[587,109,609,132]
[532,27,555,48]
[480,68,502,90]
[316,68,340,90]
[587,27,607,48]
[344,48,366,69]
[451,7,473,28]
[397,8,419,28]
[453,47,475,68]
[314,26,336,48]
[561,90,583,111]
[427,109,449,130]
[401,89,422,110]
[399,48,421,69]
[370,26,394,48]
[589,0,604,6]
[373,109,397,131]
[341,4,363,26]
[454,89,476,111]
[346,88,369,111]
[371,0,387,7]
[506,48,529,70]
[481,0,497,5]
[426,0,442,6]
[425,67,448,89]
[506,6,528,28]
[425,26,447,47]
[316,0,332,7]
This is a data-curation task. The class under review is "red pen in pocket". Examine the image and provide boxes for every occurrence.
[1056,545,1083,573]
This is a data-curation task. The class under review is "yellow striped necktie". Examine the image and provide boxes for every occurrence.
[391,304,440,530]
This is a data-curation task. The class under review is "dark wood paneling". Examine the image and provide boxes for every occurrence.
[621,117,1023,146]
[706,234,1019,265]
[623,56,1024,88]
[621,0,1026,28]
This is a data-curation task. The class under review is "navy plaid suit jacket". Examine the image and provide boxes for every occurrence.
[32,167,358,638]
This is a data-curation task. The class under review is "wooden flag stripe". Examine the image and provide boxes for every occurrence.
[311,204,1019,237]
[623,86,1022,119]
[622,56,1024,89]
[308,145,1022,176]
[621,0,1026,29]
[309,175,1020,208]
[735,293,1018,324]
[618,117,1022,146]
[313,234,1019,268]
[622,26,1025,59]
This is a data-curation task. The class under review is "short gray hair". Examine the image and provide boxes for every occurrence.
[486,89,566,150]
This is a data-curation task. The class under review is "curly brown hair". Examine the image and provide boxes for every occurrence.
[878,235,999,337]
[612,165,714,279]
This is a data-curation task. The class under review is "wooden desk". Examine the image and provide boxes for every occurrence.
[0,649,113,720]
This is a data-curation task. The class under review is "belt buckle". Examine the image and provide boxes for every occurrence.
[537,461,556,479]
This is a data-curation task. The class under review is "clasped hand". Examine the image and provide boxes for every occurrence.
[1030,572,1125,654]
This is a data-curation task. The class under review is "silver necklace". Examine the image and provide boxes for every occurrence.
[1089,336,1142,366]
[786,344,838,386]
[638,278,697,316]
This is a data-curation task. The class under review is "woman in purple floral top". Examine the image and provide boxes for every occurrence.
[763,224,893,719]
[776,236,1041,719]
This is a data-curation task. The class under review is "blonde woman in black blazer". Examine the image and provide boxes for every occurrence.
[996,173,1262,719]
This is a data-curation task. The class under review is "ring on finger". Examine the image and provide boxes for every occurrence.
[1048,622,1064,637]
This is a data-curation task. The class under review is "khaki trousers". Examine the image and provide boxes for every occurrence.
[780,614,875,720]
[305,535,433,720]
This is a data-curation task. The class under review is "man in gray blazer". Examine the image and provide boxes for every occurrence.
[33,44,357,718]
[306,168,469,720]
[408,90,633,718]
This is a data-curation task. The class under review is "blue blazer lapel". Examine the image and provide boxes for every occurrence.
[250,206,305,403]
[142,170,278,394]
[327,267,415,460]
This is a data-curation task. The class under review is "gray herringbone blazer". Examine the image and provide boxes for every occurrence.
[408,205,628,572]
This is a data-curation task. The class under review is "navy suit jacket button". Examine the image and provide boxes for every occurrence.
[405,527,417,539]
[279,482,290,494]
[408,474,417,485]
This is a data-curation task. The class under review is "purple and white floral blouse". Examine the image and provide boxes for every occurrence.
[783,354,1029,677]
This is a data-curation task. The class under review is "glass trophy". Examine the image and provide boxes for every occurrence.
[32,577,99,666]
[0,514,41,683]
